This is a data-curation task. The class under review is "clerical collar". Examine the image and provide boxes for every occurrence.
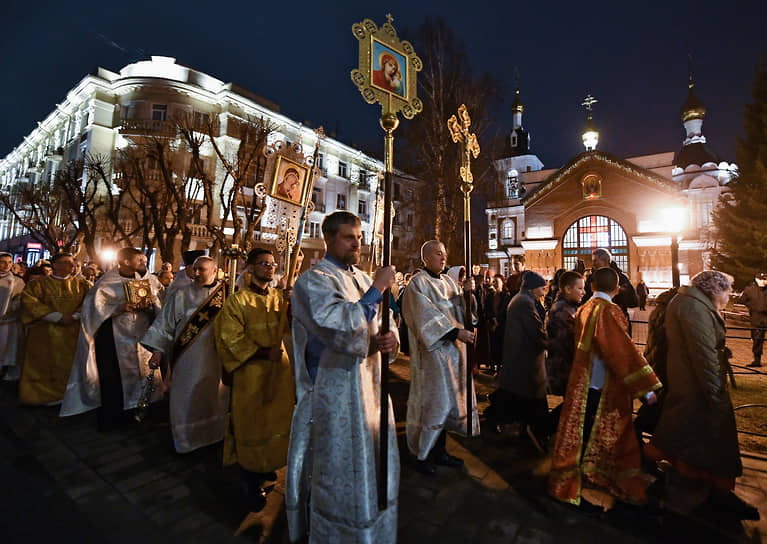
[325,254,352,271]
[52,274,71,280]
[202,280,217,289]
[249,283,269,295]
[425,267,442,279]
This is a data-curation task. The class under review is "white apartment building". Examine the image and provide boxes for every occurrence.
[0,56,419,270]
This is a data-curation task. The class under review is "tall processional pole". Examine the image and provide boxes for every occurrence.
[351,14,423,510]
[447,104,480,436]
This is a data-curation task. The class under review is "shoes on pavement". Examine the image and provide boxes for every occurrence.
[747,361,762,368]
[526,425,548,454]
[430,450,464,468]
[413,458,437,475]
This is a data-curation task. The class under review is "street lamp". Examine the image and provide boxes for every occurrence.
[659,207,688,287]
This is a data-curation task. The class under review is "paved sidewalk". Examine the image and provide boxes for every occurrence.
[1,357,765,543]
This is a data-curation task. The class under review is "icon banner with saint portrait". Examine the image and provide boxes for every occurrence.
[371,39,407,99]
[268,155,310,206]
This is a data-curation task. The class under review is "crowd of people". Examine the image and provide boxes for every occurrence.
[0,209,763,542]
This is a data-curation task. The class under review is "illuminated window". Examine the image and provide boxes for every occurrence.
[152,104,167,121]
[338,161,348,178]
[562,215,628,271]
[336,194,346,210]
[501,219,514,241]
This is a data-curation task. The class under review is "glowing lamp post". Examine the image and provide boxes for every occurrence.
[659,207,688,288]
[100,248,116,270]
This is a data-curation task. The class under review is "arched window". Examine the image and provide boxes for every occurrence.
[562,215,628,272]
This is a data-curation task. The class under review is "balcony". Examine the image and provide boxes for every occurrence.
[190,223,211,238]
[358,180,371,191]
[119,118,177,137]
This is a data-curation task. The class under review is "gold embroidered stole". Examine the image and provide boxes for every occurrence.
[172,283,226,367]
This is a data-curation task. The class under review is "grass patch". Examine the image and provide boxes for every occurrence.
[730,373,767,455]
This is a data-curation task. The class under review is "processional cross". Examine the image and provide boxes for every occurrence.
[447,104,480,436]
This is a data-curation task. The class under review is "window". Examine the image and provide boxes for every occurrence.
[336,194,346,210]
[394,182,401,200]
[358,200,367,215]
[511,134,518,147]
[309,222,321,238]
[193,111,209,127]
[506,170,519,199]
[152,104,167,121]
[407,214,413,227]
[562,215,629,271]
[502,219,514,241]
[359,169,367,186]
[318,153,324,169]
[393,236,399,250]
[338,161,348,178]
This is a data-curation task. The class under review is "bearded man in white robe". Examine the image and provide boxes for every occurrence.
[61,247,163,430]
[286,211,399,544]
[0,252,25,381]
[402,240,479,475]
[141,256,228,453]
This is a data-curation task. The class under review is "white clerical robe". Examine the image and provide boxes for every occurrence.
[60,269,164,416]
[402,270,479,460]
[286,257,399,544]
[141,281,229,453]
[0,272,25,377]
[164,269,193,299]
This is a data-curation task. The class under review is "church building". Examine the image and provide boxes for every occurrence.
[485,75,736,291]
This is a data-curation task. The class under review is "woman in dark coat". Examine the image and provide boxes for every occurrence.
[647,270,758,520]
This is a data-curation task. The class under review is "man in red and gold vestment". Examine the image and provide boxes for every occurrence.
[548,267,662,507]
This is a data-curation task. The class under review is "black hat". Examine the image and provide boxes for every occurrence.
[521,270,546,290]
[182,250,206,266]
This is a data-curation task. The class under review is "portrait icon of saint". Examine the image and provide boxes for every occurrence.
[270,157,308,205]
[278,167,303,203]
[371,41,407,99]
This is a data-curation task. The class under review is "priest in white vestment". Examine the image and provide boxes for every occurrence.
[0,252,25,381]
[402,240,479,475]
[61,248,164,430]
[141,256,229,453]
[164,249,205,299]
[286,212,399,544]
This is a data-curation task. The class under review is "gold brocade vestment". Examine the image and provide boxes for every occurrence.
[214,285,294,472]
[548,297,662,506]
[19,275,90,404]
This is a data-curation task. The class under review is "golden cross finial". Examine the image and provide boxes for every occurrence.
[581,94,598,112]
[314,126,326,140]
[447,104,480,185]
[386,13,393,24]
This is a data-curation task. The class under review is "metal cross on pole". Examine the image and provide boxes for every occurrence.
[447,104,480,437]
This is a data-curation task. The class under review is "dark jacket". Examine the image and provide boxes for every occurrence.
[544,293,578,396]
[636,281,649,305]
[741,283,767,327]
[651,285,742,478]
[501,288,547,398]
[584,262,638,328]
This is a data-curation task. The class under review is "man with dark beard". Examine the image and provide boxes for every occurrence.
[61,248,163,430]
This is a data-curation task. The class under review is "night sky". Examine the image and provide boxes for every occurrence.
[2,0,766,170]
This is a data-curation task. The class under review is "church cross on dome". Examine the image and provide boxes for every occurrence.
[581,94,598,115]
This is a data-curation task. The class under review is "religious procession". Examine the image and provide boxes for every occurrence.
[3,9,767,544]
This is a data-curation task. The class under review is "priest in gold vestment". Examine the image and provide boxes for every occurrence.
[549,267,662,507]
[214,248,295,511]
[19,253,90,405]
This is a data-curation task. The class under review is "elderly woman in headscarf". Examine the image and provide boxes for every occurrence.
[647,270,759,521]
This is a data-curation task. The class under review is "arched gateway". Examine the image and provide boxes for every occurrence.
[562,215,629,272]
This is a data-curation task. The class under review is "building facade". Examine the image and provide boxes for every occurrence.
[486,78,736,291]
[0,56,420,270]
